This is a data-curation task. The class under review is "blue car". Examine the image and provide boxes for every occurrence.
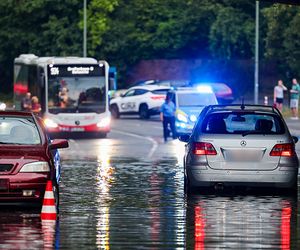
[168,86,218,135]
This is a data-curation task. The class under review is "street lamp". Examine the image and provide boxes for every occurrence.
[83,0,87,57]
[254,1,259,104]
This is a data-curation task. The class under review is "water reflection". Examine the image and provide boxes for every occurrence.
[186,194,298,249]
[96,141,114,249]
[1,154,299,249]
[0,210,57,249]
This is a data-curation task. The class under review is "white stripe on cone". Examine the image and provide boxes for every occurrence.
[44,191,54,199]
[41,206,57,213]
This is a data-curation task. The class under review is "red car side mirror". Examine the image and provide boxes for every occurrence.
[49,139,69,150]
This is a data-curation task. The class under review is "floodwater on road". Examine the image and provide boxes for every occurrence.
[0,156,299,249]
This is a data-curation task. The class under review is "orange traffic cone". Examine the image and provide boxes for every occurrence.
[41,180,57,221]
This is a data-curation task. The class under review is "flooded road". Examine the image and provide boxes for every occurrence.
[1,117,300,249]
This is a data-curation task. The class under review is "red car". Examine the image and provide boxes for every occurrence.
[193,82,234,104]
[0,111,68,209]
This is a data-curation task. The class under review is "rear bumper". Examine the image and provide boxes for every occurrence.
[47,125,110,134]
[188,168,298,189]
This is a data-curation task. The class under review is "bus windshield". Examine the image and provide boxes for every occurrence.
[48,76,106,114]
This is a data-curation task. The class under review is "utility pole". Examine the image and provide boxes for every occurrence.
[254,1,259,104]
[83,0,87,57]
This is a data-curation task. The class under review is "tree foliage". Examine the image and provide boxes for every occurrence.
[0,0,299,93]
[263,4,300,77]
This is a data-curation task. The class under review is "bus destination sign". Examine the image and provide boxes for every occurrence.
[48,64,105,77]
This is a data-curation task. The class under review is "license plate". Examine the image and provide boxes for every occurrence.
[0,179,8,191]
[59,127,70,132]
[228,151,260,162]
[71,127,84,132]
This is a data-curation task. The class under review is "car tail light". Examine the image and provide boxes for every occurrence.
[192,142,217,155]
[270,143,295,157]
[150,96,165,100]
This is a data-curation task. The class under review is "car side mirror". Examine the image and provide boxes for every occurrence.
[178,134,190,143]
[50,139,69,150]
[292,136,298,144]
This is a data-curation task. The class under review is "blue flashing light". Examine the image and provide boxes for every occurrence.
[196,85,213,93]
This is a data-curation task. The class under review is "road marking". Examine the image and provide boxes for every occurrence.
[113,129,158,158]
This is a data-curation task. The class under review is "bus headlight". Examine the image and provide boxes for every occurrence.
[97,117,111,128]
[177,113,188,123]
[0,102,6,111]
[20,161,50,172]
[44,118,58,128]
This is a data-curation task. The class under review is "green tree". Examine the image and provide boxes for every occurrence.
[0,0,82,93]
[209,5,255,59]
[82,0,119,56]
[263,4,300,77]
[91,0,218,85]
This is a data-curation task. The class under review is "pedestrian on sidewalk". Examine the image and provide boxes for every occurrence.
[290,78,300,119]
[160,93,176,142]
[273,79,287,112]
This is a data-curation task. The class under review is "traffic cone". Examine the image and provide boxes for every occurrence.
[41,180,57,221]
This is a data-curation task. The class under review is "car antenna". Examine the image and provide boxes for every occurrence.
[241,96,245,110]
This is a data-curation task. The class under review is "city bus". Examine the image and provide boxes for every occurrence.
[13,54,111,137]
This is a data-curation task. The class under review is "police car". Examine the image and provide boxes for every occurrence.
[168,86,218,135]
[109,85,171,119]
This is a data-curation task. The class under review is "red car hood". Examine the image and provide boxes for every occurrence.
[0,145,47,159]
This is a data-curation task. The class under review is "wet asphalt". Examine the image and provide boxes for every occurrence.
[0,116,300,249]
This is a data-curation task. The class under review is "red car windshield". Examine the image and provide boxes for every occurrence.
[0,116,41,145]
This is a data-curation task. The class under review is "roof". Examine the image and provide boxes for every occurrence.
[0,110,35,117]
[205,104,282,116]
[14,54,99,66]
[170,86,214,94]
[128,85,171,91]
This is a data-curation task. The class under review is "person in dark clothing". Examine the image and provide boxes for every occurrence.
[160,94,177,142]
[21,92,32,111]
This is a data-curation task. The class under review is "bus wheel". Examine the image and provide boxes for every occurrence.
[139,104,149,119]
[110,105,119,119]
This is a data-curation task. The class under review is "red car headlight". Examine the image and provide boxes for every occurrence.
[20,161,50,172]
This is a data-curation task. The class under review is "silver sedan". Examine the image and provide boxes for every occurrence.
[179,104,299,193]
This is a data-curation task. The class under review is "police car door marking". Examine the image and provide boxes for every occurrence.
[121,102,136,110]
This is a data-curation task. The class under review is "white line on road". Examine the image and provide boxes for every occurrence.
[113,129,158,158]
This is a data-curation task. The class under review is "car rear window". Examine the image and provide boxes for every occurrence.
[201,112,285,135]
[0,116,41,145]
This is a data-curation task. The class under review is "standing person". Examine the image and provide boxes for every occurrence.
[31,96,41,114]
[273,79,287,112]
[21,92,32,111]
[290,78,300,119]
[58,87,69,108]
[160,93,177,142]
